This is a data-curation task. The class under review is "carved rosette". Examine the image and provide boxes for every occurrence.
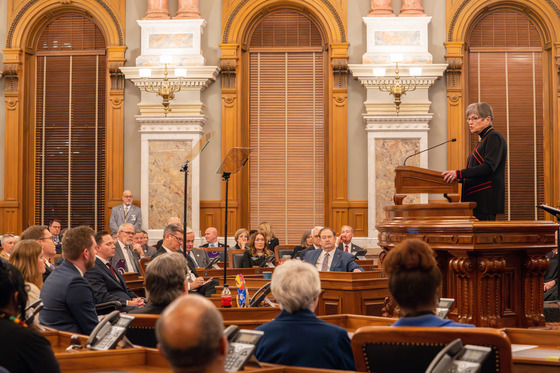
[446,57,463,89]
[332,59,348,89]
[450,256,474,324]
[220,59,237,89]
[522,255,549,326]
[478,257,506,328]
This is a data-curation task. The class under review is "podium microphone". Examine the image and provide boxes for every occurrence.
[403,138,456,166]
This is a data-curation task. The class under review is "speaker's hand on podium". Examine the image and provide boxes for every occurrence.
[442,170,457,183]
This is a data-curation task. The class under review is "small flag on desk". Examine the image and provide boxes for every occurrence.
[236,274,247,307]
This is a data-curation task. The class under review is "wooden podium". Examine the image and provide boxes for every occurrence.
[378,166,558,328]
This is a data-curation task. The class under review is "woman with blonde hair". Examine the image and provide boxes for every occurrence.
[9,239,45,308]
[233,228,249,251]
[258,221,279,251]
[241,232,275,268]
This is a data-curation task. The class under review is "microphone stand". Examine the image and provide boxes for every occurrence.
[403,138,456,166]
[537,204,560,301]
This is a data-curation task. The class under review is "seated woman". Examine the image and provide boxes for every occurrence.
[384,238,474,327]
[9,240,45,311]
[254,260,355,370]
[258,221,279,251]
[240,232,275,268]
[292,229,312,259]
[233,228,249,251]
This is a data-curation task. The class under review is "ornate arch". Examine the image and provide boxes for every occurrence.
[445,0,560,212]
[215,0,349,234]
[1,0,126,234]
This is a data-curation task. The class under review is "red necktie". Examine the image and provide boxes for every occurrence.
[345,245,349,253]
[106,262,118,279]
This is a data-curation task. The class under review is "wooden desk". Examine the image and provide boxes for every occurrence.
[319,314,397,331]
[503,328,560,373]
[123,272,146,297]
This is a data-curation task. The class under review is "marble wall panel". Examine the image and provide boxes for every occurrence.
[375,138,420,223]
[148,140,193,228]
[148,33,194,48]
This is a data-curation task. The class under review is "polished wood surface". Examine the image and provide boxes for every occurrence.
[394,165,459,204]
[503,328,560,373]
[377,202,559,327]
[319,314,397,331]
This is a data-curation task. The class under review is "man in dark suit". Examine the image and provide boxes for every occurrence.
[85,231,145,312]
[48,219,63,254]
[39,226,99,335]
[185,229,210,268]
[112,223,141,273]
[109,189,142,232]
[304,228,363,272]
[336,225,363,255]
[295,226,323,259]
[199,227,224,248]
[20,225,58,281]
[155,217,182,252]
[134,229,156,257]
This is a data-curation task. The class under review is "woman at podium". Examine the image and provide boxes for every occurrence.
[442,102,507,221]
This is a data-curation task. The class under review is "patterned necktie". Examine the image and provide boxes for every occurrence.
[345,244,350,253]
[321,252,330,271]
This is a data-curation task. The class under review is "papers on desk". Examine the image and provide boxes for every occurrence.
[511,344,538,353]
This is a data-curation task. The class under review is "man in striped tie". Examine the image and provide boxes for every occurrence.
[304,228,363,273]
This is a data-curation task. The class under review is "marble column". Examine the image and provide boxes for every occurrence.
[368,0,394,17]
[400,0,426,16]
[175,0,201,19]
[143,0,170,20]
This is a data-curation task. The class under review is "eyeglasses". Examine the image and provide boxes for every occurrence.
[123,195,133,199]
[466,116,481,122]
[39,236,55,242]
[169,234,183,242]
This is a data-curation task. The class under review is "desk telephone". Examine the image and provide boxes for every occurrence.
[436,298,455,319]
[224,325,264,372]
[86,310,135,350]
[426,338,491,373]
[205,256,221,269]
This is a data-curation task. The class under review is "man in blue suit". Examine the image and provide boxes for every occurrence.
[304,227,363,272]
[40,226,99,335]
[85,231,145,312]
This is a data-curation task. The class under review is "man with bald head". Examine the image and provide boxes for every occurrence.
[109,189,142,233]
[156,294,227,373]
[200,227,224,248]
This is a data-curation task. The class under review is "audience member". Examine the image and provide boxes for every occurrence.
[186,229,210,268]
[135,228,156,257]
[296,226,323,259]
[9,240,45,310]
[151,224,184,259]
[0,261,60,373]
[241,232,275,268]
[155,217,182,251]
[336,225,362,255]
[384,238,474,327]
[85,231,144,312]
[0,234,16,261]
[544,248,558,301]
[200,227,224,248]
[259,221,279,251]
[40,226,99,334]
[292,229,312,259]
[234,228,249,251]
[130,253,188,314]
[156,294,227,373]
[184,228,217,297]
[254,260,355,370]
[20,225,58,281]
[48,219,63,254]
[304,228,363,272]
[112,223,141,273]
[109,189,142,232]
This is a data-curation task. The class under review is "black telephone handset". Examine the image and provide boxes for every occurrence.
[249,282,272,307]
[205,256,221,270]
[426,338,492,373]
[24,299,44,325]
[223,325,264,372]
[258,255,275,268]
[86,310,135,351]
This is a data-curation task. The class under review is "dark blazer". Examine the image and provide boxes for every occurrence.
[267,237,280,251]
[295,245,319,260]
[304,249,363,272]
[129,303,166,315]
[200,242,226,248]
[42,261,54,282]
[39,260,99,335]
[0,318,60,373]
[336,242,363,255]
[240,251,274,268]
[255,309,356,370]
[85,258,138,311]
[111,240,141,273]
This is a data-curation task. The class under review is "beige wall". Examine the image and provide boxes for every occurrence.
[0,0,449,208]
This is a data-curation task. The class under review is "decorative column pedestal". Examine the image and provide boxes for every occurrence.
[349,15,446,240]
[121,17,219,240]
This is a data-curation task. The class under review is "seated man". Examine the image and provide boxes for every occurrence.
[156,294,227,373]
[0,234,15,261]
[0,262,60,373]
[295,226,323,259]
[112,223,142,273]
[336,225,363,255]
[134,228,156,257]
[304,227,363,272]
[130,253,188,314]
[39,226,99,334]
[254,260,356,370]
[544,248,558,301]
[85,231,145,312]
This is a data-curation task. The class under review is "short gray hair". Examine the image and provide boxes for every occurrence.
[118,223,133,233]
[163,224,184,238]
[1,234,15,245]
[271,260,321,313]
[145,253,187,307]
[466,102,493,122]
[341,225,354,234]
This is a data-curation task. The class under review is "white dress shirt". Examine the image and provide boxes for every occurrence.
[315,249,335,271]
